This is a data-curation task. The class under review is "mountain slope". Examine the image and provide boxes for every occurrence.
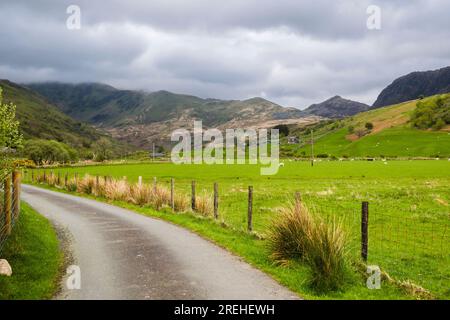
[0,80,125,149]
[373,66,450,108]
[26,82,315,148]
[285,94,450,158]
[302,95,370,118]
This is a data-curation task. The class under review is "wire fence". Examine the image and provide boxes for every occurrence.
[24,169,450,291]
[0,170,22,254]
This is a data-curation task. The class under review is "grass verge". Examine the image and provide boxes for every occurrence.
[0,202,62,300]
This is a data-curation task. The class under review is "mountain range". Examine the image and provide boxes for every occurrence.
[373,66,450,108]
[1,65,449,150]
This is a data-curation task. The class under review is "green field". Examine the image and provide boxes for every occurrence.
[28,160,450,299]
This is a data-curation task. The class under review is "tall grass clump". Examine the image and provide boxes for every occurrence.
[267,200,349,292]
[77,175,95,194]
[104,179,130,201]
[128,183,152,206]
[151,185,171,210]
[174,193,190,212]
[195,193,213,217]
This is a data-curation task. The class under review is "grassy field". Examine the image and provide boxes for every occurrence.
[27,160,450,299]
[0,202,62,299]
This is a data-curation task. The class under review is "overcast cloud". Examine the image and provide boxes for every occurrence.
[1,0,450,108]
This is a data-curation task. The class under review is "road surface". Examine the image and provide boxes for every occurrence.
[21,185,299,300]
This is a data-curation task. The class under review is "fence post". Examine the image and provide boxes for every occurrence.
[170,178,175,211]
[248,186,253,232]
[57,172,61,185]
[214,182,219,219]
[31,170,34,183]
[153,177,157,193]
[361,201,369,262]
[65,173,68,187]
[43,170,47,183]
[12,171,21,217]
[191,180,196,211]
[138,176,142,186]
[4,174,12,236]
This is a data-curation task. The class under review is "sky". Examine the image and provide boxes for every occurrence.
[1,0,450,109]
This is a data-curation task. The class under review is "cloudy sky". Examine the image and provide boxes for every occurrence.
[1,0,450,108]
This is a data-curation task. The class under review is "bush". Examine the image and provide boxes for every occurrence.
[267,200,349,291]
[411,95,450,130]
[365,122,374,130]
[316,153,329,158]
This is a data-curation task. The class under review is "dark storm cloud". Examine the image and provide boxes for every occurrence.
[1,0,450,107]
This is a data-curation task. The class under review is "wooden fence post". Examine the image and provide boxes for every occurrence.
[4,174,12,236]
[214,182,219,219]
[248,186,253,232]
[153,177,157,193]
[361,201,369,262]
[191,180,196,211]
[170,178,175,211]
[12,171,21,217]
[31,170,34,183]
[138,176,142,186]
[57,172,61,185]
[43,170,47,183]
[96,175,100,188]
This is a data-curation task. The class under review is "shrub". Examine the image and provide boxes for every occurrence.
[365,122,374,130]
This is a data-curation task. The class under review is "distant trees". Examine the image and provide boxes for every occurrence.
[25,140,78,165]
[411,96,450,130]
[273,124,289,137]
[92,137,113,161]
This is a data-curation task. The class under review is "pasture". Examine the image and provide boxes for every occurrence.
[29,160,450,298]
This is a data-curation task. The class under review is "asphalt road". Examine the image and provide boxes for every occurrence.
[21,185,299,300]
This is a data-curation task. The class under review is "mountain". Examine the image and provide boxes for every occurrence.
[302,95,370,118]
[373,66,450,108]
[284,93,450,158]
[26,82,317,148]
[0,80,126,150]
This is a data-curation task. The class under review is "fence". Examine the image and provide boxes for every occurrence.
[24,169,450,292]
[0,170,21,254]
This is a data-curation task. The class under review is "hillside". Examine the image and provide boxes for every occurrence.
[373,66,450,108]
[0,80,128,150]
[26,82,317,148]
[302,95,370,118]
[282,94,450,158]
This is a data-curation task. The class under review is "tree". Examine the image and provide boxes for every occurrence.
[365,122,374,130]
[273,124,289,137]
[93,138,113,161]
[0,87,23,175]
[0,87,23,151]
[25,140,78,165]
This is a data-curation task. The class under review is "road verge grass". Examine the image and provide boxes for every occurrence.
[0,202,62,299]
[25,182,417,300]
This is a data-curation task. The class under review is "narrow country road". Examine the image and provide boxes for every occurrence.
[21,185,299,300]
